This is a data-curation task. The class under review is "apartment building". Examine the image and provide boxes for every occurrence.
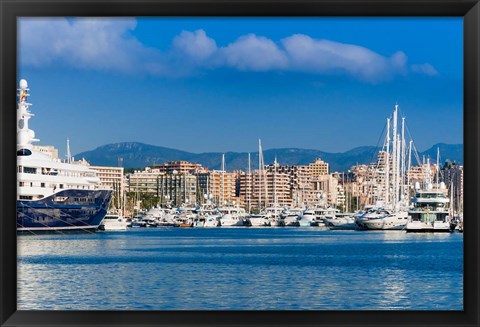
[197,170,239,206]
[151,161,203,174]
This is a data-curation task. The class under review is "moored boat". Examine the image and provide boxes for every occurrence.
[406,182,454,233]
[100,211,128,231]
[16,79,112,234]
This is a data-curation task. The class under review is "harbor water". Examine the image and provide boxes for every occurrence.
[17,228,463,310]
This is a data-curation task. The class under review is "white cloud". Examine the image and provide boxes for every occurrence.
[217,34,288,71]
[411,63,439,76]
[281,34,407,82]
[19,17,161,73]
[19,19,438,82]
[177,31,407,81]
[172,29,217,63]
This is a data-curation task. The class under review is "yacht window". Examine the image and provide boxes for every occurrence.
[17,149,32,156]
[19,182,24,187]
[41,183,45,188]
[23,167,37,174]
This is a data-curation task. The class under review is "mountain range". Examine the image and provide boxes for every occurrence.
[75,142,463,173]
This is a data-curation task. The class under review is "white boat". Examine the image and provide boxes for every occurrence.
[313,206,348,228]
[247,212,271,226]
[100,212,128,231]
[455,218,463,233]
[297,209,318,227]
[218,213,243,226]
[406,182,453,233]
[359,208,409,230]
[217,206,246,226]
[143,206,165,221]
[263,205,284,227]
[16,79,112,233]
[194,204,220,227]
[322,213,356,230]
[141,216,158,228]
[174,206,196,227]
[195,215,219,227]
[154,207,176,227]
[280,207,304,226]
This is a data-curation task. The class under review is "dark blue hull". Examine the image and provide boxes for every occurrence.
[17,189,112,234]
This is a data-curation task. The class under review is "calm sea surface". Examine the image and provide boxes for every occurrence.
[17,228,463,310]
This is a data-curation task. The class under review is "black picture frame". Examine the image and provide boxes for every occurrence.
[1,1,479,326]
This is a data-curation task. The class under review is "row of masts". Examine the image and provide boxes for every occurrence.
[218,138,274,212]
[383,104,445,211]
[383,104,412,210]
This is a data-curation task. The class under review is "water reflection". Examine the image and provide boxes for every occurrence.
[17,229,463,310]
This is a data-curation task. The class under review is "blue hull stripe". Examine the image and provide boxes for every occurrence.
[17,189,112,232]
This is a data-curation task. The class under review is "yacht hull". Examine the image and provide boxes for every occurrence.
[17,189,112,233]
[406,221,453,233]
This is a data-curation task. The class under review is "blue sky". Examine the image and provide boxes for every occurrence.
[18,17,463,157]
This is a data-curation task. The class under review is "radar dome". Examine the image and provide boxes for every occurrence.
[19,79,28,90]
[440,182,446,190]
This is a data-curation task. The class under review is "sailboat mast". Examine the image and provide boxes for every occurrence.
[396,134,401,209]
[392,104,398,209]
[66,138,71,163]
[258,139,262,210]
[450,178,454,217]
[407,140,413,194]
[184,169,187,205]
[221,153,225,205]
[247,152,251,213]
[436,146,440,186]
[401,117,406,202]
[261,142,268,207]
[385,118,390,206]
[274,156,277,208]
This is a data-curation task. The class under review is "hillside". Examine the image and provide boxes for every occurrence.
[75,142,463,172]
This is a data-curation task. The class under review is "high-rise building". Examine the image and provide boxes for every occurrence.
[152,161,203,174]
[308,158,329,176]
[197,170,239,206]
[127,166,199,207]
[441,161,463,212]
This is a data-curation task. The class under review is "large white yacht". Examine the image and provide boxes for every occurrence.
[358,208,409,230]
[16,79,112,233]
[406,182,453,233]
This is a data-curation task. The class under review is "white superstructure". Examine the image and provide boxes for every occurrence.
[16,79,112,233]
